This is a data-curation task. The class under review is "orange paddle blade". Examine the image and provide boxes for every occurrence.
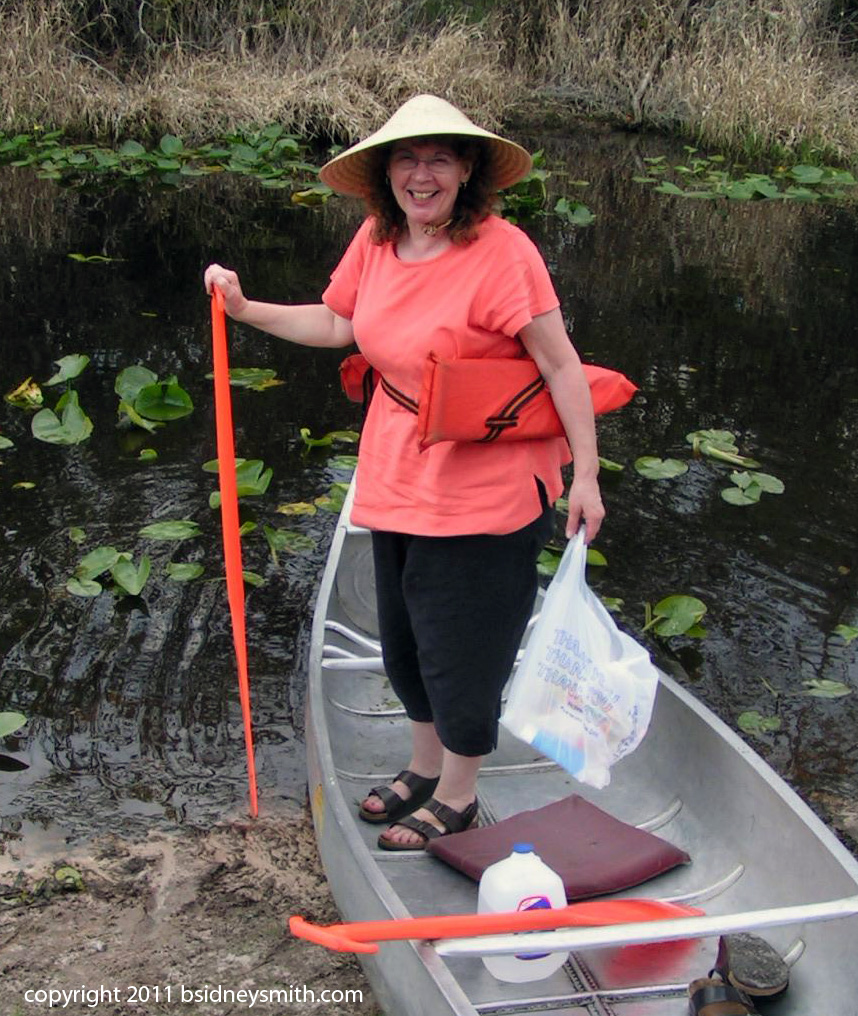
[289,899,704,954]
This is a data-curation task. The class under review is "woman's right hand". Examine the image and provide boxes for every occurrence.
[203,263,249,319]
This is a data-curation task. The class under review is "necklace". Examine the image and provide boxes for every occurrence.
[422,218,452,237]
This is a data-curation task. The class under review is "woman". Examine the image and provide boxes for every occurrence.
[204,94,604,851]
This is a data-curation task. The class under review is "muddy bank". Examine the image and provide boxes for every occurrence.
[0,803,377,1015]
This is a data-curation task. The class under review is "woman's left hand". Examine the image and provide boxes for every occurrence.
[565,476,605,543]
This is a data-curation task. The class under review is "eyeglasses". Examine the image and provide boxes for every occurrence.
[389,151,460,173]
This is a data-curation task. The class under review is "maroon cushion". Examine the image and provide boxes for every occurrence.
[426,794,690,901]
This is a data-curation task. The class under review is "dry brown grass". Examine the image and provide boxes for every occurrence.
[1,0,857,161]
[0,0,522,143]
[536,0,858,161]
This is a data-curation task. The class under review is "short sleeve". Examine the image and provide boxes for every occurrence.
[472,225,559,337]
[322,217,374,320]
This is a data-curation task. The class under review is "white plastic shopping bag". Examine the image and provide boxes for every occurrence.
[500,529,659,788]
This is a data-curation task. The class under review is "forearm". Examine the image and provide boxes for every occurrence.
[234,299,352,348]
[545,360,600,478]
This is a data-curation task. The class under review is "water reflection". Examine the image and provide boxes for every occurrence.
[1,129,856,853]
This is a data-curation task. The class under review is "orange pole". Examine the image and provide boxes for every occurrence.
[211,287,259,818]
[289,900,703,954]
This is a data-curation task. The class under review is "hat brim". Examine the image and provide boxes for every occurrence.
[319,94,532,198]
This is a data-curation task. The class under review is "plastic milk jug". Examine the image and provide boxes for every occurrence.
[476,843,568,982]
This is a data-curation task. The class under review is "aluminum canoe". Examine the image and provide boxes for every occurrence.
[305,481,858,1016]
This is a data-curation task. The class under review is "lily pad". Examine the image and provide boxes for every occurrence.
[537,546,563,577]
[833,624,858,644]
[75,545,121,580]
[0,712,27,738]
[738,710,782,735]
[44,354,90,386]
[314,483,350,514]
[31,391,93,445]
[801,679,852,698]
[721,485,762,506]
[205,367,285,391]
[634,456,689,480]
[329,454,359,473]
[644,595,708,637]
[166,562,205,582]
[138,520,201,541]
[299,428,359,448]
[264,526,317,565]
[206,458,273,508]
[110,554,151,596]
[6,377,44,410]
[134,378,194,421]
[66,577,103,597]
[115,365,158,402]
[276,501,318,516]
[0,435,14,450]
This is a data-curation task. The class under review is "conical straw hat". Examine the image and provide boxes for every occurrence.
[319,94,532,198]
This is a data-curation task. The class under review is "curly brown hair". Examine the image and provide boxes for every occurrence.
[363,136,500,246]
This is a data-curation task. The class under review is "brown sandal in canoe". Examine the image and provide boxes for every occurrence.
[358,769,440,825]
[688,977,760,1016]
[377,797,478,852]
[712,933,789,1001]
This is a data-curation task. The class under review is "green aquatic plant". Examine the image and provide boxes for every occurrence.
[801,679,852,699]
[166,562,205,582]
[329,454,359,473]
[0,710,28,773]
[537,544,607,577]
[138,520,201,541]
[643,595,708,638]
[115,366,194,429]
[31,390,93,445]
[738,710,782,736]
[636,150,857,204]
[686,429,760,469]
[276,501,318,516]
[66,545,152,597]
[204,458,273,508]
[634,456,688,480]
[500,151,594,226]
[314,482,350,514]
[299,427,360,449]
[263,526,317,565]
[721,470,785,507]
[0,125,321,194]
[834,625,858,644]
[203,367,285,391]
[5,378,44,410]
[67,253,123,263]
[0,712,26,739]
[44,354,90,386]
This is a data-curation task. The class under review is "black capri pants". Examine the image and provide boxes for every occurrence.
[371,483,554,757]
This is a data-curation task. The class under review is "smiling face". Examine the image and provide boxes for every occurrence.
[387,138,472,230]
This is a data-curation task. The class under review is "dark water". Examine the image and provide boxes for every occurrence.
[1,128,856,856]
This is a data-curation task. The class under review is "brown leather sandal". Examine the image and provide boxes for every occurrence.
[358,769,440,825]
[688,977,760,1015]
[377,797,479,852]
[712,933,789,1001]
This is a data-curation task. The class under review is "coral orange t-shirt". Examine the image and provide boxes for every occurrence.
[322,214,571,535]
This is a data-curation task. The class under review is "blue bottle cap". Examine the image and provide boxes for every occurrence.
[512,843,534,853]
